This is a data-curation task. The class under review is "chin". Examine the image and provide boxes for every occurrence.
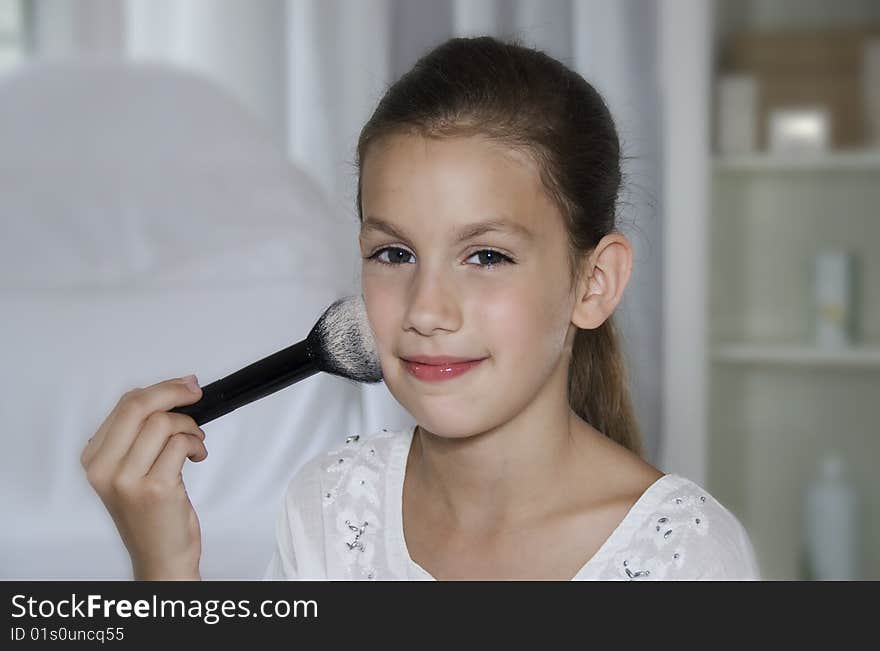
[381,364,502,437]
[417,425,474,440]
[408,410,494,440]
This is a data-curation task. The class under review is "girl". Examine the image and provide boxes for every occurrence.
[82,36,760,581]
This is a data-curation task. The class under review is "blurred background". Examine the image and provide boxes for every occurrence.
[0,0,876,581]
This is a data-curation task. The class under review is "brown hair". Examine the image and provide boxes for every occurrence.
[355,36,643,457]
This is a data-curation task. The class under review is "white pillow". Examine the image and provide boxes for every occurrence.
[0,60,361,291]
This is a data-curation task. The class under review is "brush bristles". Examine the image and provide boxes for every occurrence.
[309,294,383,383]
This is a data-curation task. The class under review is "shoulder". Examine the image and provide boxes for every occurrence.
[648,475,761,580]
[601,475,762,580]
[282,425,412,506]
[266,425,414,581]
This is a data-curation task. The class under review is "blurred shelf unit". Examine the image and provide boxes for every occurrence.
[712,343,880,368]
[709,16,880,580]
[714,149,880,172]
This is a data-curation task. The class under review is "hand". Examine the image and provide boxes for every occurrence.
[81,376,207,580]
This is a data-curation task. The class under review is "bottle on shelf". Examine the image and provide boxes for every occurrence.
[801,452,861,580]
[812,250,856,349]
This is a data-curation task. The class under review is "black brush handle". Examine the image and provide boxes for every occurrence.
[169,338,320,426]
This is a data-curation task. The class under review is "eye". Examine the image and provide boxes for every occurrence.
[464,249,514,268]
[367,246,415,265]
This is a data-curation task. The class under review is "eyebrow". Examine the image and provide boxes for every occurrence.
[360,216,534,244]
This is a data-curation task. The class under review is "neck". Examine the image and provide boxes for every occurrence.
[407,366,601,537]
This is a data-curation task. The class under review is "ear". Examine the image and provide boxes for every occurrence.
[571,233,633,330]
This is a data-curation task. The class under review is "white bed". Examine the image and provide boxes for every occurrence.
[0,61,414,579]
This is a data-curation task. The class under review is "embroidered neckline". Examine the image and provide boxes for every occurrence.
[385,425,690,581]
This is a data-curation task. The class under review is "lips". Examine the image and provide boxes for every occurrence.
[401,355,487,382]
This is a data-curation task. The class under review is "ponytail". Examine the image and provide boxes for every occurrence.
[568,317,643,457]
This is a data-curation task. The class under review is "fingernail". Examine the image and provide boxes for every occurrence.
[181,374,200,393]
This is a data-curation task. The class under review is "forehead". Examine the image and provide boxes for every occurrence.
[359,132,559,240]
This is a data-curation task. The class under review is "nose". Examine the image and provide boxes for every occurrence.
[403,265,462,336]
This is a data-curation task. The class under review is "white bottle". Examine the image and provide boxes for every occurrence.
[812,251,854,349]
[802,453,861,580]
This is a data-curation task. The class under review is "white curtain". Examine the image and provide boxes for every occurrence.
[125,0,287,145]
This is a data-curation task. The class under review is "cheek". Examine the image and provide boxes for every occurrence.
[476,283,570,358]
[361,275,402,356]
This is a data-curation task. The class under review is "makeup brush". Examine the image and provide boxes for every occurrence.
[169,294,382,426]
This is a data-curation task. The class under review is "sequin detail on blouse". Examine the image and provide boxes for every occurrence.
[323,430,391,580]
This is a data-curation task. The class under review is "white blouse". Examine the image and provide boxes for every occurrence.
[263,425,761,581]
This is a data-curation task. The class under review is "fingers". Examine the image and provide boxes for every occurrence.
[83,377,202,474]
[148,432,209,484]
[116,411,206,482]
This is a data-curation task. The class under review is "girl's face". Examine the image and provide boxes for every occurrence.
[359,132,579,438]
